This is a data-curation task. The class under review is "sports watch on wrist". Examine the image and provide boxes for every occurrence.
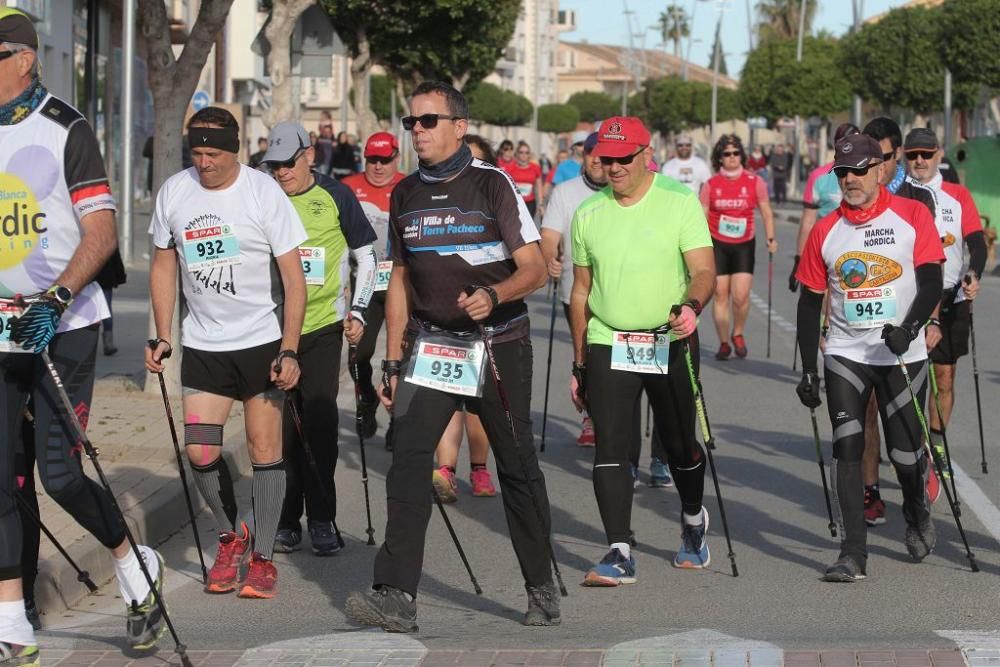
[46,284,73,311]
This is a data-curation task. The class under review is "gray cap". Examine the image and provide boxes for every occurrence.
[675,133,693,145]
[571,130,589,145]
[903,127,939,152]
[832,134,884,170]
[263,121,310,163]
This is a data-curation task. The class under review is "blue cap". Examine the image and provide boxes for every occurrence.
[583,132,599,154]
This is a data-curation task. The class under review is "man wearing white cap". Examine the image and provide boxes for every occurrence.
[661,134,712,195]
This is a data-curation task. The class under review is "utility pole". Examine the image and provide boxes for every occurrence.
[791,0,807,198]
[121,0,135,266]
[745,0,754,51]
[851,0,863,126]
[944,68,953,151]
[682,0,700,81]
[710,12,722,140]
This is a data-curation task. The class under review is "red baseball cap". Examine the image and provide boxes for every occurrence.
[364,132,398,158]
[592,116,651,159]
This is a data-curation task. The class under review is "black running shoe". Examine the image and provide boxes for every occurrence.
[357,398,378,439]
[345,586,418,633]
[126,549,166,650]
[905,517,936,562]
[822,554,867,583]
[523,582,561,626]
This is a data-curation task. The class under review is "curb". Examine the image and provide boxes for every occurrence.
[32,432,252,615]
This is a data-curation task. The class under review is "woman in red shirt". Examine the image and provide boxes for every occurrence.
[501,141,544,218]
[700,135,777,360]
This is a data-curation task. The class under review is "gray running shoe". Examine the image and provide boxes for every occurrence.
[822,554,867,583]
[345,586,418,633]
[523,582,561,626]
[308,520,342,556]
[126,549,166,650]
[273,527,301,554]
[905,517,936,562]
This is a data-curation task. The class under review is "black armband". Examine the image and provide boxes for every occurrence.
[965,230,987,280]
[900,263,943,334]
[796,289,824,374]
[381,359,402,378]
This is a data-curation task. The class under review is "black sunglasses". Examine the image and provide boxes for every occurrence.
[882,150,896,161]
[0,51,16,63]
[401,114,464,131]
[905,150,937,161]
[599,146,647,166]
[721,150,741,158]
[366,155,395,165]
[834,164,874,178]
[265,149,305,171]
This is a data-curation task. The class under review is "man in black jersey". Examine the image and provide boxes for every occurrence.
[345,81,558,632]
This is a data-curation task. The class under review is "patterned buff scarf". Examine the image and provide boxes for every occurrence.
[0,76,47,126]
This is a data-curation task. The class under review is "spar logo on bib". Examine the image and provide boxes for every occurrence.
[835,251,903,290]
[0,173,47,270]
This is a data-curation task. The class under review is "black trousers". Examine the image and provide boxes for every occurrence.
[0,325,126,581]
[16,409,39,601]
[373,334,553,596]
[353,292,386,404]
[824,355,930,562]
[280,322,344,527]
[586,337,706,545]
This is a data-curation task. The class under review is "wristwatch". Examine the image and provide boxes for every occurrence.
[46,284,73,311]
[683,298,703,316]
[382,359,402,378]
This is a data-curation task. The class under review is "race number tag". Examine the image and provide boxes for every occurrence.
[299,247,326,286]
[375,260,393,292]
[517,182,534,199]
[844,287,897,328]
[610,331,669,374]
[718,214,747,239]
[0,302,27,353]
[183,225,241,272]
[405,334,486,397]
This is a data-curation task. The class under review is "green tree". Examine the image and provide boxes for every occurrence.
[566,91,619,122]
[629,76,740,136]
[940,0,1000,89]
[537,103,580,134]
[740,36,851,122]
[657,4,689,59]
[467,82,533,128]
[839,5,979,114]
[755,0,817,42]
[370,74,404,121]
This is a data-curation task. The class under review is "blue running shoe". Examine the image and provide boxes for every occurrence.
[648,457,673,488]
[583,548,636,586]
[673,508,711,569]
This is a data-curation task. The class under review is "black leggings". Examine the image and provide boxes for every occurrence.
[586,337,705,545]
[824,355,930,562]
[373,333,552,596]
[16,410,39,602]
[0,325,126,581]
[281,322,344,527]
[353,291,386,404]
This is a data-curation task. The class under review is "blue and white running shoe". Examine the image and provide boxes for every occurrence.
[583,548,636,586]
[648,457,673,488]
[673,508,711,569]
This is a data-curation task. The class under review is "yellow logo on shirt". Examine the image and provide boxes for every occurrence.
[941,232,956,248]
[0,173,45,270]
[835,251,902,290]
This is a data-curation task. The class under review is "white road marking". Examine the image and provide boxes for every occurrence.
[950,460,1000,548]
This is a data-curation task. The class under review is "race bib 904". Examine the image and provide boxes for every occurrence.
[610,331,669,374]
[182,225,241,272]
[844,286,897,328]
[405,335,486,397]
[718,214,748,239]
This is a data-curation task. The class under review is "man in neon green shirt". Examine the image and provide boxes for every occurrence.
[569,116,716,586]
[263,121,378,556]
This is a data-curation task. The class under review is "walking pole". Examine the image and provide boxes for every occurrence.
[767,251,774,358]
[13,490,98,593]
[679,334,739,577]
[892,349,978,572]
[792,335,799,371]
[645,401,651,439]
[809,409,837,538]
[928,364,960,515]
[432,487,483,595]
[39,349,194,666]
[346,345,377,545]
[284,394,347,548]
[540,279,558,453]
[465,287,568,596]
[148,342,208,583]
[965,275,987,474]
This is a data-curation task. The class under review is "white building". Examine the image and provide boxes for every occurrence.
[488,0,574,107]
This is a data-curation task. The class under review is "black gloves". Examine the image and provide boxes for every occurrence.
[788,255,801,292]
[796,371,822,408]
[882,323,917,356]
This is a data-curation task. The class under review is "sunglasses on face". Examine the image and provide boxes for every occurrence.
[676,143,692,148]
[0,51,16,63]
[366,155,395,165]
[905,150,937,161]
[266,149,305,171]
[882,151,896,161]
[721,150,741,158]
[834,164,873,178]
[599,146,647,166]
[401,114,464,131]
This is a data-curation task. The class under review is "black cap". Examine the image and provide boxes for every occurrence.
[903,128,940,152]
[832,134,884,171]
[0,8,38,50]
[833,122,860,145]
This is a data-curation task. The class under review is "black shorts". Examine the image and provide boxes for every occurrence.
[929,299,971,365]
[713,238,755,276]
[182,339,283,401]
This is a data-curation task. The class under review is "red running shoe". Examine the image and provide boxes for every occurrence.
[715,342,732,360]
[205,522,250,594]
[732,335,748,358]
[238,553,278,599]
[577,417,596,447]
[863,487,886,526]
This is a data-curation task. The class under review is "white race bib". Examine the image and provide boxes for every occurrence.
[375,260,393,292]
[610,331,669,374]
[844,287,897,328]
[405,334,486,397]
[299,247,326,286]
[718,214,747,239]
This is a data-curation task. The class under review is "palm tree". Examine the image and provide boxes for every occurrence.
[755,0,817,42]
[657,4,689,60]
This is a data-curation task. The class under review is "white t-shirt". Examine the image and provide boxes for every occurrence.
[149,165,307,351]
[661,156,712,195]
[540,175,603,304]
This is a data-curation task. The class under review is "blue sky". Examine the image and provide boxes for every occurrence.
[559,0,912,78]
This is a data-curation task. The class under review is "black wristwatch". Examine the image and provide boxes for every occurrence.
[275,349,299,365]
[683,298,703,316]
[381,359,402,378]
[927,317,942,329]
[472,285,499,309]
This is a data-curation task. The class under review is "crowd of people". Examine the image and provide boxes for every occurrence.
[0,5,992,664]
